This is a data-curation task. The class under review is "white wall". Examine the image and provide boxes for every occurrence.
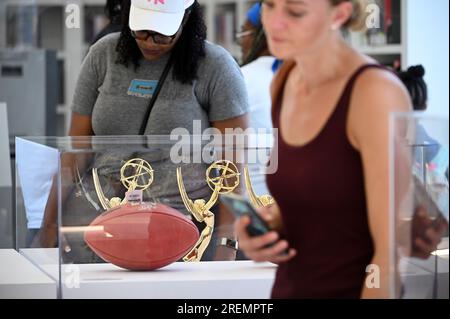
[0,102,13,249]
[405,0,449,119]
[0,103,12,187]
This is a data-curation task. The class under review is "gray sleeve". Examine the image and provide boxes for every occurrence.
[204,48,250,122]
[70,45,104,116]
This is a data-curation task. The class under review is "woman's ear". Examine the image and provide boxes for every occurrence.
[330,1,354,30]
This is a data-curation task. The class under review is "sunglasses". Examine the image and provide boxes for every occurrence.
[235,29,255,45]
[131,30,178,45]
[235,30,255,39]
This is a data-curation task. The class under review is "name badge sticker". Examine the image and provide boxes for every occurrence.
[127,79,158,98]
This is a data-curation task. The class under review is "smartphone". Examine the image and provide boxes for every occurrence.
[220,193,272,236]
[221,193,289,256]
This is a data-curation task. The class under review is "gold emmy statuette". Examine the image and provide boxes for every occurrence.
[93,158,154,210]
[177,160,240,262]
[244,165,274,208]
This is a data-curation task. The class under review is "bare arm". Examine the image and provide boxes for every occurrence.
[235,201,296,263]
[69,113,94,136]
[348,69,412,298]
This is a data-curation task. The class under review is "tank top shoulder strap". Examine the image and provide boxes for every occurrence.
[271,61,295,128]
[272,63,390,129]
[336,63,389,114]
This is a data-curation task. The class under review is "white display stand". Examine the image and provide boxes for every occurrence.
[0,249,57,299]
[401,239,449,299]
[4,247,447,299]
[399,256,449,299]
[60,261,276,299]
[20,248,277,299]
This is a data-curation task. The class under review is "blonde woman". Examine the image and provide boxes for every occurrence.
[236,0,412,298]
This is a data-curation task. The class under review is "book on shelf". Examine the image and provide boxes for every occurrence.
[387,0,401,44]
[215,9,235,52]
[348,0,402,48]
[5,5,39,49]
[85,13,109,45]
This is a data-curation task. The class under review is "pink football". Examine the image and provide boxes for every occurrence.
[84,203,199,270]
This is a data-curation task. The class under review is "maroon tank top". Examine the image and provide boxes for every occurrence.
[267,64,386,299]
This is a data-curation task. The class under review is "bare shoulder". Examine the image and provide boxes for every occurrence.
[347,67,412,149]
[351,67,412,115]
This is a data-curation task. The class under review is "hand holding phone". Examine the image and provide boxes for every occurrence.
[221,193,290,257]
[220,193,272,237]
[411,176,449,258]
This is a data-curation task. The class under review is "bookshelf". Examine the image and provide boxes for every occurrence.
[204,0,406,68]
[347,0,449,118]
[198,0,258,60]
[0,0,106,134]
[0,0,447,134]
[345,0,405,69]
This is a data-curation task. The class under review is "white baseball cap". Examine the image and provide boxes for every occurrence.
[130,0,195,36]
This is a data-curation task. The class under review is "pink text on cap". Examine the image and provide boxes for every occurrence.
[132,0,194,13]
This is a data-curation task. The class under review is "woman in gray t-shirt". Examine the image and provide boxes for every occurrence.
[37,0,250,263]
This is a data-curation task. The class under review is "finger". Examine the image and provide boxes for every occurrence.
[248,240,291,262]
[414,238,434,257]
[418,214,433,227]
[245,231,279,251]
[235,216,279,252]
[435,219,449,236]
[425,228,443,247]
[269,248,297,264]
[415,207,427,218]
[235,215,258,247]
[256,206,273,223]
[235,216,252,241]
[259,240,290,260]
[234,216,254,251]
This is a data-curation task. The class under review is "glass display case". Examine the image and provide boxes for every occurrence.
[15,134,277,298]
[390,112,449,299]
[14,118,448,299]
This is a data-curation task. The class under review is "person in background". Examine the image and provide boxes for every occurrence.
[35,0,250,263]
[397,65,428,111]
[235,0,445,299]
[238,2,281,132]
[397,65,449,241]
[92,0,123,45]
[237,3,280,200]
[399,65,440,165]
[398,65,448,179]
